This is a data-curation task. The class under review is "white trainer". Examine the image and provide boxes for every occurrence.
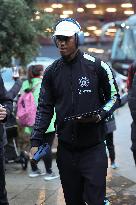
[44,172,59,181]
[29,169,45,178]
[111,162,118,169]
[104,198,111,205]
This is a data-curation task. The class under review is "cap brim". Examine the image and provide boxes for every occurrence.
[53,30,75,37]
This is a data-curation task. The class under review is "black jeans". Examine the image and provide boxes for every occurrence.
[56,142,108,205]
[0,147,9,205]
[131,122,136,165]
[132,150,136,166]
[31,132,55,173]
[105,132,115,163]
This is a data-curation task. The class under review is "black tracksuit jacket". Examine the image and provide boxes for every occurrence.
[31,50,120,149]
[0,75,13,148]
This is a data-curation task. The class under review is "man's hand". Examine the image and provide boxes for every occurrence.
[12,67,20,80]
[30,147,38,160]
[0,105,7,121]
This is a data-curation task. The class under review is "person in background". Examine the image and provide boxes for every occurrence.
[105,115,117,169]
[30,18,120,205]
[29,112,58,181]
[8,72,22,99]
[20,65,58,180]
[127,62,136,165]
[3,69,22,147]
[0,75,13,205]
[127,62,136,90]
[105,73,128,170]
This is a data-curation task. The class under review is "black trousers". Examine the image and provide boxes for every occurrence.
[105,132,115,163]
[0,147,9,205]
[131,122,136,165]
[56,142,108,205]
[132,150,136,166]
[31,132,55,173]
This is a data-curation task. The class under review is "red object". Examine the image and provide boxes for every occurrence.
[127,63,136,89]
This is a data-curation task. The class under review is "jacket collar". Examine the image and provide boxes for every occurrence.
[62,49,82,64]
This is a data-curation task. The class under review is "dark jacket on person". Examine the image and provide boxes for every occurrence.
[3,79,22,146]
[128,70,136,123]
[127,61,136,90]
[128,62,136,151]
[31,50,120,149]
[0,75,13,148]
[7,79,22,100]
[105,93,128,134]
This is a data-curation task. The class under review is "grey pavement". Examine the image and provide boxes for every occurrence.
[5,104,136,205]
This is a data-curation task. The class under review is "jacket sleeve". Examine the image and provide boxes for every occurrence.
[7,79,22,99]
[98,61,120,118]
[0,75,13,121]
[30,68,55,147]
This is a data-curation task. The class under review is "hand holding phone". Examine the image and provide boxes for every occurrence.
[12,67,19,80]
[31,143,50,164]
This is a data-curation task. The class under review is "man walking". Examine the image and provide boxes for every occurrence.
[30,18,120,205]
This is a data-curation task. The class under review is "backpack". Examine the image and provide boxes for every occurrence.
[16,83,40,127]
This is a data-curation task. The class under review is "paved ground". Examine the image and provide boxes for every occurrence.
[5,104,136,205]
[6,161,136,205]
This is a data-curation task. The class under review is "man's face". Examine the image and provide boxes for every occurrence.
[55,35,77,57]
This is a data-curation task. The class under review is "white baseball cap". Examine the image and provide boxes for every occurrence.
[53,20,81,37]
